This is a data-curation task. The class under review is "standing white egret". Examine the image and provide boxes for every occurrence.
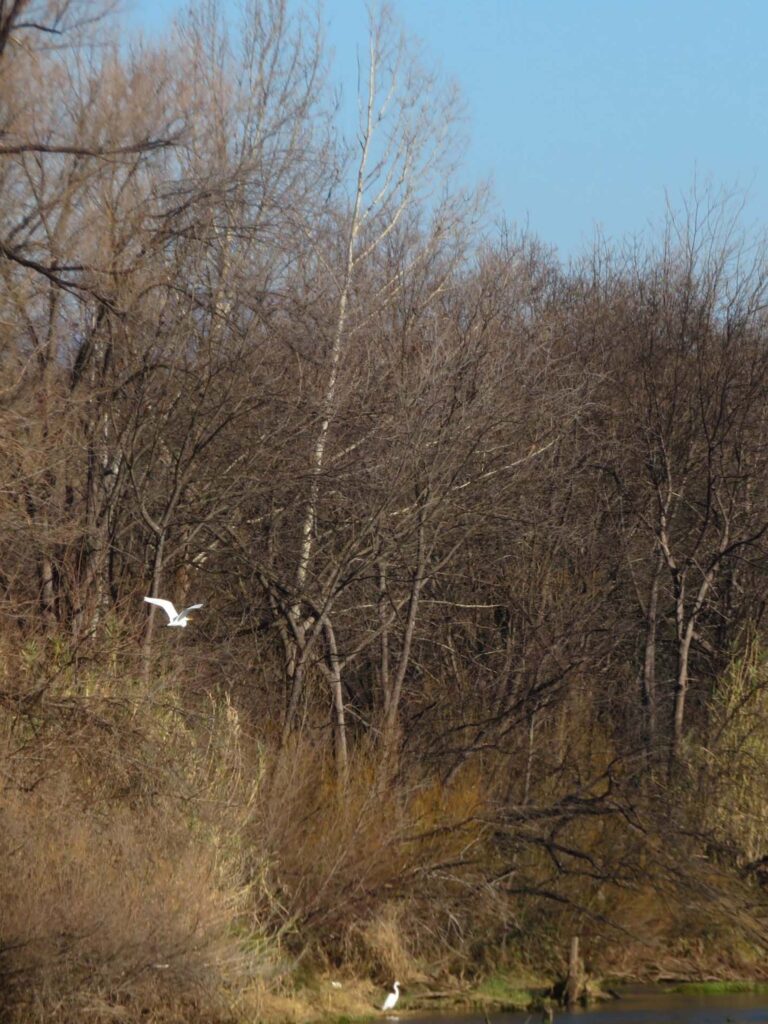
[143,596,203,628]
[381,981,400,1012]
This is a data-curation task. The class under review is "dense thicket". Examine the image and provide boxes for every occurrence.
[4,2,768,1021]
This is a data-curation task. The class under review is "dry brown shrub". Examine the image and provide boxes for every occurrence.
[253,736,492,977]
[0,641,268,1024]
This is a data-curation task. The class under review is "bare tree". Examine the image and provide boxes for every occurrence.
[583,195,768,775]
[252,5,472,780]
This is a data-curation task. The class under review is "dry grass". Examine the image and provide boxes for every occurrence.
[356,904,413,981]
[4,630,768,1021]
[0,641,266,1023]
[0,636,506,1020]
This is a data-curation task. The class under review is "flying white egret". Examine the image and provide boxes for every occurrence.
[143,596,203,628]
[381,981,400,1012]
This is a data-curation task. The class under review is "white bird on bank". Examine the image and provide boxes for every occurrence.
[381,981,400,1012]
[143,596,203,628]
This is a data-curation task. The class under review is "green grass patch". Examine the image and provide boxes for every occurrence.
[670,981,768,995]
[318,1016,374,1024]
[473,973,534,1010]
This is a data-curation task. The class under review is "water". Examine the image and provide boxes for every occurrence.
[395,991,768,1024]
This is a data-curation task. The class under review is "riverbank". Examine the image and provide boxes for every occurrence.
[253,973,550,1024]
[254,973,768,1024]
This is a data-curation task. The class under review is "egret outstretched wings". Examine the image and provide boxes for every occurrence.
[143,596,179,622]
[178,603,203,618]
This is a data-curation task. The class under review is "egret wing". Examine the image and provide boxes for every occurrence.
[179,603,203,618]
[143,596,178,622]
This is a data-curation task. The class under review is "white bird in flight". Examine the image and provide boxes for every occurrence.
[143,596,203,628]
[381,981,400,1013]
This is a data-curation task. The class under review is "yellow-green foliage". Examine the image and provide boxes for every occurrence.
[699,633,768,861]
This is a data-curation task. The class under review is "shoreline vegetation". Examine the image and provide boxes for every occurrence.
[4,2,768,1022]
[4,648,768,1023]
[287,977,768,1023]
[246,975,768,1023]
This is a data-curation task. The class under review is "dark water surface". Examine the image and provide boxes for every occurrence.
[394,991,768,1024]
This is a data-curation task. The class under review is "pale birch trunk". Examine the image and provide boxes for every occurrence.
[283,36,378,763]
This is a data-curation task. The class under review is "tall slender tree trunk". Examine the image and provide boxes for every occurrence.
[281,643,309,746]
[668,562,718,777]
[378,558,391,714]
[284,45,375,762]
[670,617,694,773]
[380,518,426,778]
[40,552,56,623]
[141,533,166,681]
[641,549,663,754]
[523,710,537,804]
[324,620,348,783]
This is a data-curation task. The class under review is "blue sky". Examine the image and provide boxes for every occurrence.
[127,0,768,259]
